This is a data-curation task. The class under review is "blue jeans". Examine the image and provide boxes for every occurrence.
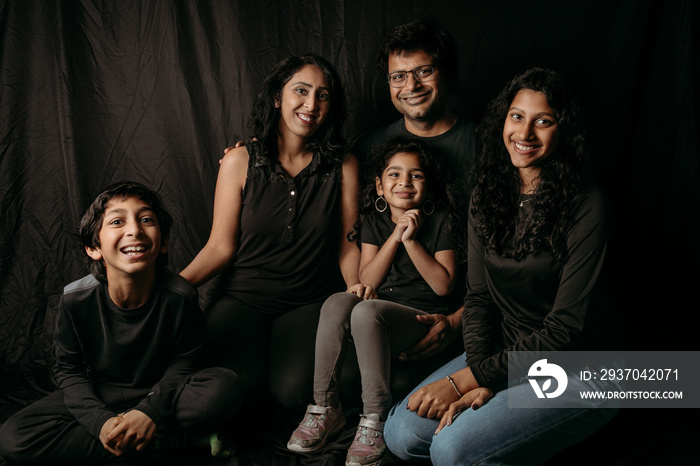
[384,353,620,465]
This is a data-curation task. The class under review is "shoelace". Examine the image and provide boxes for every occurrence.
[303,413,324,427]
[356,426,379,444]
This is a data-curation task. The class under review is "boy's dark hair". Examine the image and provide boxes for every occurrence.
[79,181,173,282]
[376,20,458,91]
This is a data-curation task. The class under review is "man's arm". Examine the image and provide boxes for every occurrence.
[399,306,462,362]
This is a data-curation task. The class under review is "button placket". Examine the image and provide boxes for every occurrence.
[283,177,298,243]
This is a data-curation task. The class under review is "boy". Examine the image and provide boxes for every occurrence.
[0,181,241,463]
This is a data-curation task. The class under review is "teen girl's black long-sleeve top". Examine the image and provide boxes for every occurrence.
[463,185,611,388]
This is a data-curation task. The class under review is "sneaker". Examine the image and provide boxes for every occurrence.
[345,415,386,466]
[209,431,236,459]
[154,429,235,459]
[287,404,346,453]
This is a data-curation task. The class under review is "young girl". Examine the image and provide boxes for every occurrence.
[287,135,463,466]
[383,68,619,465]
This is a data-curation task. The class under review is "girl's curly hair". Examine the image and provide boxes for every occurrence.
[246,54,347,168]
[472,67,589,261]
[350,135,468,261]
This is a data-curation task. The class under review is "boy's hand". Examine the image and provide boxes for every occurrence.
[99,416,125,456]
[103,410,156,454]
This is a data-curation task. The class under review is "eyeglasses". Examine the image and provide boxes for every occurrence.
[387,65,437,88]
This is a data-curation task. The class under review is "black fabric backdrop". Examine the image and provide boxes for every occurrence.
[1,0,699,453]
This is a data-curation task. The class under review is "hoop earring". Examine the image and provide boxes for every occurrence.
[422,200,435,216]
[374,196,387,213]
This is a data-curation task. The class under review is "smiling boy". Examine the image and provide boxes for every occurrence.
[0,181,242,463]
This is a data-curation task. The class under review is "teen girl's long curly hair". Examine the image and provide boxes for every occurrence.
[472,67,589,261]
[246,54,347,168]
[350,135,468,261]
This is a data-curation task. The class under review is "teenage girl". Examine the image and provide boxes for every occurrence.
[287,135,462,466]
[383,68,619,465]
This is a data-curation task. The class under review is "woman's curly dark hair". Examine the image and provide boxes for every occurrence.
[246,54,347,167]
[472,67,589,261]
[350,135,468,261]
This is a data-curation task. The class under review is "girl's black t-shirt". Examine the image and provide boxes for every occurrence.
[362,208,454,314]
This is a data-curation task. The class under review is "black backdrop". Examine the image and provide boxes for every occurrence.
[1,0,699,444]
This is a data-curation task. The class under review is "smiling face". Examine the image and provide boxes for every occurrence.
[503,89,560,188]
[376,152,428,219]
[387,50,448,124]
[277,64,331,142]
[85,196,167,283]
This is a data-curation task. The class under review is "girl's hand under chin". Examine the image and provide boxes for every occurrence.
[400,209,422,242]
[391,216,409,243]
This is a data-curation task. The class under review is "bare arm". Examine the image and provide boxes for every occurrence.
[401,209,456,296]
[399,306,463,362]
[180,147,248,287]
[338,154,361,288]
[406,366,480,419]
[358,239,400,290]
[358,209,424,289]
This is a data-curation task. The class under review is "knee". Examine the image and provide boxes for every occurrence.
[194,368,245,416]
[320,292,359,322]
[384,416,410,460]
[384,407,428,461]
[430,434,468,466]
[0,417,28,462]
[324,291,359,307]
[349,300,384,329]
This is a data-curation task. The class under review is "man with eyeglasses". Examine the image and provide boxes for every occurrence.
[351,19,475,394]
[353,20,476,175]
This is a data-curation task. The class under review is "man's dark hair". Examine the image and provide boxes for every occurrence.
[376,20,458,90]
[79,181,172,282]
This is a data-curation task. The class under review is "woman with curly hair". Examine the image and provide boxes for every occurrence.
[383,67,619,465]
[180,54,365,410]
